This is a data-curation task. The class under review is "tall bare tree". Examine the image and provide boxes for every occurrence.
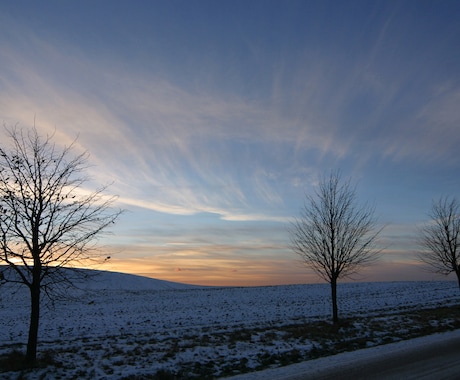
[0,125,122,364]
[419,197,460,288]
[290,171,381,324]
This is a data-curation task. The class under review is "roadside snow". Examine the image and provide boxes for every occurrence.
[225,329,460,379]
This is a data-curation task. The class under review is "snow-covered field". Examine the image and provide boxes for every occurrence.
[1,271,460,379]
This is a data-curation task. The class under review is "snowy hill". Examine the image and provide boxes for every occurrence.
[77,269,199,291]
[0,266,198,291]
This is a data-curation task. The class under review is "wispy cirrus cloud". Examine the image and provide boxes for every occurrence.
[4,28,459,226]
[0,26,317,221]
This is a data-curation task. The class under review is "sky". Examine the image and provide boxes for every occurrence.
[1,0,459,286]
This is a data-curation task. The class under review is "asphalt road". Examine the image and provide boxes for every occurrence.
[291,332,460,380]
[227,330,460,380]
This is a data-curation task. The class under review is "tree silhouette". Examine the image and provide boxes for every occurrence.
[419,196,460,289]
[290,171,381,324]
[0,125,122,364]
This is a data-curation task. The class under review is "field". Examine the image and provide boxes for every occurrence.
[1,271,460,379]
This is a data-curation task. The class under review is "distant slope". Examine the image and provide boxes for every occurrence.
[0,266,199,291]
[80,269,199,291]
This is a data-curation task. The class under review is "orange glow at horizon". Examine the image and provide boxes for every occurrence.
[97,256,314,287]
[86,254,454,287]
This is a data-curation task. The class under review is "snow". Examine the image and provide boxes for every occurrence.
[226,329,460,380]
[1,270,459,379]
[70,269,200,291]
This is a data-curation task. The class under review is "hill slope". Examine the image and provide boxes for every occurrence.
[0,266,198,291]
[79,269,198,291]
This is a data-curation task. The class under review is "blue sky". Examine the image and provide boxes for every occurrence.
[1,0,459,285]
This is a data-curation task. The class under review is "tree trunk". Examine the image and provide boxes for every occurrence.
[331,277,338,324]
[456,270,460,289]
[26,282,40,364]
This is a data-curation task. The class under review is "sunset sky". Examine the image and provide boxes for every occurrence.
[1,1,459,286]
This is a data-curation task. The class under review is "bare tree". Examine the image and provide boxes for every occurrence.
[419,197,460,288]
[290,171,381,324]
[0,125,122,364]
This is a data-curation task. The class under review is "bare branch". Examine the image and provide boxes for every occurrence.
[418,197,460,287]
[289,171,382,323]
[0,124,123,362]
